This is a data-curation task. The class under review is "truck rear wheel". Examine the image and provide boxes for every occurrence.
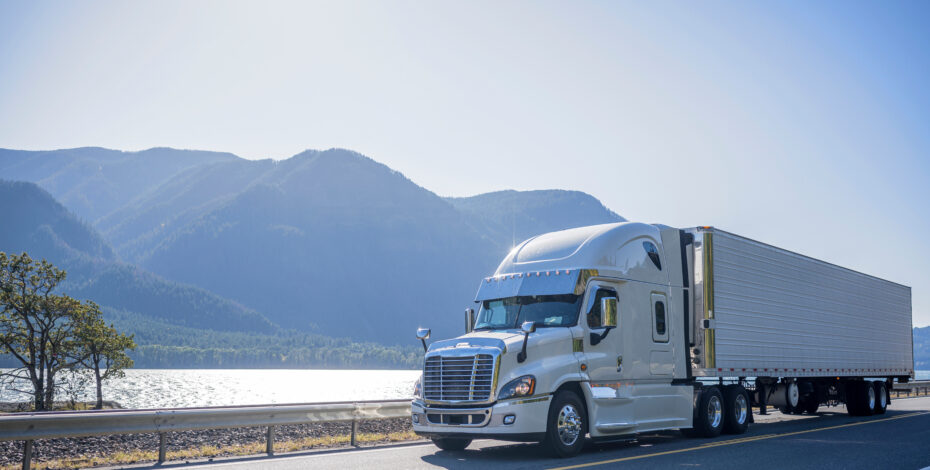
[847,381,875,417]
[686,386,724,438]
[872,382,887,414]
[431,437,472,451]
[543,390,587,458]
[722,385,750,434]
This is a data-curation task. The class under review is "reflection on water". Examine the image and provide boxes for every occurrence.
[0,369,421,409]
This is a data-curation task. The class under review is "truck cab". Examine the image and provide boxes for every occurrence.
[411,222,702,456]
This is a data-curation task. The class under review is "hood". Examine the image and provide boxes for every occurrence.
[427,328,569,356]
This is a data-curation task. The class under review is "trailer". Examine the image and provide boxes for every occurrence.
[410,222,914,457]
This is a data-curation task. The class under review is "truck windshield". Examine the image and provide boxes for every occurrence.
[474,294,583,330]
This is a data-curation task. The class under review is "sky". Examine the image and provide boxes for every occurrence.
[1,1,928,325]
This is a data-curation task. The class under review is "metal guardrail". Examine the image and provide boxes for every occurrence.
[0,399,412,470]
[893,380,930,398]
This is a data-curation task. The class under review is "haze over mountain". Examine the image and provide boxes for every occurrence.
[0,147,631,347]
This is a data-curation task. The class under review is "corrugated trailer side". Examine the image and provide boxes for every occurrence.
[688,227,913,379]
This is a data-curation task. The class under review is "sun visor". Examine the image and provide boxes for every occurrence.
[474,269,597,302]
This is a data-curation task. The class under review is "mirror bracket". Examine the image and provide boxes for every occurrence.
[416,328,431,352]
[517,321,536,363]
[590,327,614,346]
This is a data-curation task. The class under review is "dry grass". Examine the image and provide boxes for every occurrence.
[1,430,422,470]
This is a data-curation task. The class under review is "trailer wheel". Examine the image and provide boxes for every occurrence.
[688,386,724,438]
[543,390,587,458]
[430,437,472,451]
[872,382,887,414]
[722,385,750,434]
[847,381,875,417]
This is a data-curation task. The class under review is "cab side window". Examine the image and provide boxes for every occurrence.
[587,288,617,328]
[652,295,669,342]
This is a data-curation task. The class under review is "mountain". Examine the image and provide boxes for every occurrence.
[138,150,500,342]
[0,147,237,224]
[1,146,629,345]
[0,180,420,368]
[447,190,626,252]
[0,180,274,333]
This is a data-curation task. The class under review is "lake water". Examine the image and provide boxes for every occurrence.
[0,369,421,409]
[2,369,927,409]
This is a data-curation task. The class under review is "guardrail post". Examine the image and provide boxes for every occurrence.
[21,440,33,470]
[266,426,275,455]
[158,432,167,463]
[350,419,359,447]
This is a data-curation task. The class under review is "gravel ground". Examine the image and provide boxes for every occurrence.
[0,417,415,467]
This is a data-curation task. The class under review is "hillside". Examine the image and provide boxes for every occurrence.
[0,180,275,333]
[1,146,631,345]
[0,180,420,368]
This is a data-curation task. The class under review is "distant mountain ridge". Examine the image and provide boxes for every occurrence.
[1,146,625,343]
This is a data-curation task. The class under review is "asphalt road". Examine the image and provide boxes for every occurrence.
[134,397,930,470]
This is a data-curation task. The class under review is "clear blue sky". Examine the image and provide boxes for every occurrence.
[1,1,928,325]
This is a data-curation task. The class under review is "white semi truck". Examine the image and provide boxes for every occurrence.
[410,223,914,457]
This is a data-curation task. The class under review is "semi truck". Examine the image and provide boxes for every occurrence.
[410,222,914,457]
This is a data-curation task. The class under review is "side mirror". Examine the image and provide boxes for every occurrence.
[591,298,618,346]
[465,308,476,334]
[517,321,536,363]
[416,327,431,352]
[521,321,537,334]
[600,297,618,328]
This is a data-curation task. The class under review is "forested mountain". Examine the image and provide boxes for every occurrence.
[0,180,419,368]
[2,147,625,343]
[0,180,274,333]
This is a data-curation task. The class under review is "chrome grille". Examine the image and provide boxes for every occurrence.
[423,354,495,402]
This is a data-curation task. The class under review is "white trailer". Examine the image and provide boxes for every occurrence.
[411,223,914,457]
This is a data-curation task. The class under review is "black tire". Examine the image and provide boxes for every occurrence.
[431,437,472,451]
[873,382,887,414]
[722,385,750,434]
[847,381,875,417]
[542,390,587,458]
[688,386,724,438]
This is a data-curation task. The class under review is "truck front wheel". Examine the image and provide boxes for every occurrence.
[431,437,472,451]
[543,390,587,458]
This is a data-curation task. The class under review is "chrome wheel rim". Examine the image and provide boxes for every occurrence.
[735,393,748,424]
[787,382,799,407]
[708,395,723,429]
[867,385,876,409]
[557,404,582,446]
[879,386,887,408]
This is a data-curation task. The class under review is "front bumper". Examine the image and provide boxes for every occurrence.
[411,395,551,442]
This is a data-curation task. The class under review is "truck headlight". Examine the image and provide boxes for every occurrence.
[498,375,536,400]
[413,377,422,398]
